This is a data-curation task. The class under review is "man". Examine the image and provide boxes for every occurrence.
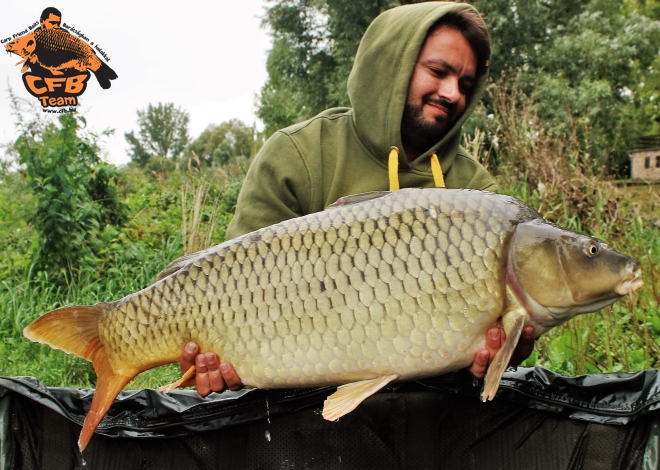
[39,7,62,30]
[180,2,535,396]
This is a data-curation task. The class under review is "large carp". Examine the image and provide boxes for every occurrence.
[24,188,643,451]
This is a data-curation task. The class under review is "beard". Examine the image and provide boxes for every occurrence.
[400,98,456,152]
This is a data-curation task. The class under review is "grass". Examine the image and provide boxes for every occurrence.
[0,162,242,390]
[0,237,184,388]
[467,76,660,375]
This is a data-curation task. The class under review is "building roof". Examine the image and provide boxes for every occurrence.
[632,135,660,152]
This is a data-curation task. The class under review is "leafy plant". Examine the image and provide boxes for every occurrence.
[14,112,126,280]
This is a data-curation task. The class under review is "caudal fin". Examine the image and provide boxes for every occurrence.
[24,304,138,451]
[93,62,118,89]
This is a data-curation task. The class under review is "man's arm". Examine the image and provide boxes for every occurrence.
[226,132,312,239]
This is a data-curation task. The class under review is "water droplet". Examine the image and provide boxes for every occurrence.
[265,430,271,442]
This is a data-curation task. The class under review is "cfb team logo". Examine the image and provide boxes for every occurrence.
[4,7,117,111]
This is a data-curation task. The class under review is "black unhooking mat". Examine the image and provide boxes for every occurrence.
[2,367,660,470]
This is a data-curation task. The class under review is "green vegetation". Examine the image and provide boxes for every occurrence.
[124,102,192,166]
[0,98,247,387]
[1,0,659,388]
[468,77,660,375]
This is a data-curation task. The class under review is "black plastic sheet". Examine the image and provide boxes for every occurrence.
[2,366,660,438]
[2,367,658,470]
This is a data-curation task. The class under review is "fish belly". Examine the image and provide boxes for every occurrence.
[99,189,520,388]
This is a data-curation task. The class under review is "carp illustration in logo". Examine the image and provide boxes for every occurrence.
[5,7,117,109]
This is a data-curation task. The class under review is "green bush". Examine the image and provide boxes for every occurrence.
[14,113,126,280]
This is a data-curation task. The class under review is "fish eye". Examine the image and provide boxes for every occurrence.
[583,240,599,258]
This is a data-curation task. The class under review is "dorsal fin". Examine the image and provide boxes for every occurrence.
[156,242,229,281]
[156,253,198,281]
[326,191,392,209]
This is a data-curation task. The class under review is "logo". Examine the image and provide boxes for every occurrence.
[3,7,117,113]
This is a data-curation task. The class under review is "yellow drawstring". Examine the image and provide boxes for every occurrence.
[388,146,400,191]
[387,147,445,190]
[429,153,446,188]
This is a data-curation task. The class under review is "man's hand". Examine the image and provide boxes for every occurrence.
[469,325,535,379]
[179,342,243,397]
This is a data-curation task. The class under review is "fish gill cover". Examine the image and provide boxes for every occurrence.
[3,7,117,112]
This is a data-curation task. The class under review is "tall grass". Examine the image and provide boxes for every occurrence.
[464,76,660,375]
[0,237,184,387]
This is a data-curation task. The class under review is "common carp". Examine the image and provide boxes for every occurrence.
[5,28,117,89]
[24,188,643,451]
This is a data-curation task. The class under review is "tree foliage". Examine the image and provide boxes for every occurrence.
[257,0,660,174]
[125,102,191,166]
[257,0,405,135]
[188,119,256,166]
[14,113,126,277]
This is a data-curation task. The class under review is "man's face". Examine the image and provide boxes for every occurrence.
[41,13,62,29]
[401,25,477,147]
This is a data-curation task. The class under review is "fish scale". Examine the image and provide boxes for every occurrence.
[33,28,101,69]
[25,187,643,451]
[99,188,514,387]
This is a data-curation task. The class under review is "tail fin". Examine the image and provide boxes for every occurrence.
[93,62,118,89]
[24,304,138,451]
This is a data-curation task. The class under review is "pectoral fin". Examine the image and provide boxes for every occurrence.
[481,308,526,402]
[323,374,399,421]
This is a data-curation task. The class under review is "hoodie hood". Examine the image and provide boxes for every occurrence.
[347,2,490,172]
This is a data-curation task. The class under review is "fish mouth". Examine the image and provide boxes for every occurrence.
[527,262,644,322]
[615,264,644,309]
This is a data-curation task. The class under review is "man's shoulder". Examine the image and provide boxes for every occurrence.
[449,146,498,192]
[454,146,481,165]
[254,107,355,164]
[279,107,353,136]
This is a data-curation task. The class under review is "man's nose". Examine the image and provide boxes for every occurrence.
[437,76,461,103]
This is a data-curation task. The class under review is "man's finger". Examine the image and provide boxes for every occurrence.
[510,325,535,367]
[485,326,503,365]
[179,342,199,388]
[469,348,490,379]
[195,354,211,397]
[205,352,227,393]
[220,362,244,391]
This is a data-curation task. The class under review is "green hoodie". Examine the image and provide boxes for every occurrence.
[227,2,495,239]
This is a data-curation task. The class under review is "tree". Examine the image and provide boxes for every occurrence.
[188,119,255,166]
[125,102,191,165]
[257,0,404,135]
[530,9,660,170]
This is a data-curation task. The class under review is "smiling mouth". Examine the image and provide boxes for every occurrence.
[425,99,454,120]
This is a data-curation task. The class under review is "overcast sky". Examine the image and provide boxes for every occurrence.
[0,1,271,165]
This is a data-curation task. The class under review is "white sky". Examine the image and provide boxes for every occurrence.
[0,1,271,165]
